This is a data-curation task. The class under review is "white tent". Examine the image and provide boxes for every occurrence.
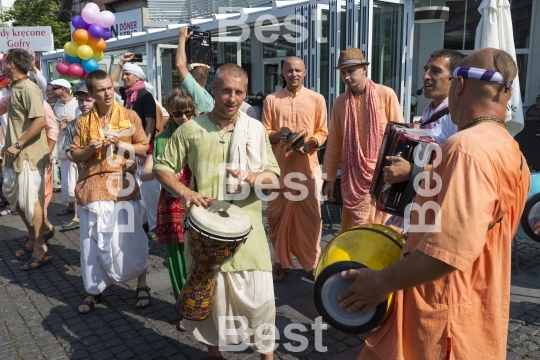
[475,0,524,136]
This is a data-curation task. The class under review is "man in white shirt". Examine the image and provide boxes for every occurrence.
[384,49,465,183]
[50,79,79,219]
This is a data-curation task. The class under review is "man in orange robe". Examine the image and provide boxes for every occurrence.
[337,48,530,359]
[262,57,328,281]
[322,48,404,230]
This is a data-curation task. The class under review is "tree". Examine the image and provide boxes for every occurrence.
[0,0,70,49]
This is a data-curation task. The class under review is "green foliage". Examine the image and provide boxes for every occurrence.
[245,91,266,108]
[0,0,70,49]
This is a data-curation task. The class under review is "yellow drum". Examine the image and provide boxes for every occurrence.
[313,224,404,334]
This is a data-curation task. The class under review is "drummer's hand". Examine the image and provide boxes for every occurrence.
[182,189,213,208]
[323,181,335,202]
[534,220,540,235]
[337,268,389,315]
[383,156,412,185]
[226,168,258,187]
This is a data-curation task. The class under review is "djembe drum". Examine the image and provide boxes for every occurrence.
[313,224,404,334]
[177,200,252,321]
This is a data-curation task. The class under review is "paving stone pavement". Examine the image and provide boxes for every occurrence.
[1,194,540,359]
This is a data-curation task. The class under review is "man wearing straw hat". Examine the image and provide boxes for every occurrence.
[322,48,403,229]
[339,48,529,360]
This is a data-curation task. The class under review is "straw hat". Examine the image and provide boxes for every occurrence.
[334,48,370,70]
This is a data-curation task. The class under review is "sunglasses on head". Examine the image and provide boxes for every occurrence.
[52,86,63,90]
[171,110,194,118]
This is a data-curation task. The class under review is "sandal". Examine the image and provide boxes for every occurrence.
[272,267,286,282]
[15,228,55,250]
[78,293,103,314]
[135,287,152,308]
[20,256,52,271]
[15,244,33,259]
[56,209,74,216]
[44,228,55,243]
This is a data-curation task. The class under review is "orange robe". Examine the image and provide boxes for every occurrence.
[359,122,530,359]
[322,84,404,229]
[262,87,328,270]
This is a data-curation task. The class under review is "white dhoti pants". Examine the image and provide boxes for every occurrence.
[60,158,77,204]
[79,200,148,295]
[2,161,44,223]
[184,270,276,354]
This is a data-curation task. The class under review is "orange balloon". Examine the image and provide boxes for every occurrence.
[72,29,89,45]
[88,37,106,52]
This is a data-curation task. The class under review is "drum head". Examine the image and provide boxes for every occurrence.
[519,193,540,243]
[313,261,388,334]
[321,273,376,326]
[188,200,252,240]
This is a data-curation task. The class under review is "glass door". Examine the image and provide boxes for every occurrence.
[156,44,179,103]
[354,0,413,121]
[262,58,286,95]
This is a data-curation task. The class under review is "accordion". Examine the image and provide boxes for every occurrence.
[370,122,439,217]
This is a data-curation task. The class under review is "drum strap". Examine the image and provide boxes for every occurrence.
[420,108,450,127]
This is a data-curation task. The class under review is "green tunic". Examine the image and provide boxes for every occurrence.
[153,114,280,272]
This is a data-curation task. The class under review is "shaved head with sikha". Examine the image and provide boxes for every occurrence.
[282,57,306,93]
[448,47,517,130]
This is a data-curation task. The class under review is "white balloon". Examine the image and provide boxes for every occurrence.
[85,2,100,12]
[97,11,116,28]
[81,7,99,24]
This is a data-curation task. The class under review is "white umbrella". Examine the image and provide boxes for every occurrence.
[475,0,524,136]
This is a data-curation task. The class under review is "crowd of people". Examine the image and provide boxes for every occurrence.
[0,26,531,359]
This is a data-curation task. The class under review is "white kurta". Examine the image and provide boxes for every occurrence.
[79,200,148,294]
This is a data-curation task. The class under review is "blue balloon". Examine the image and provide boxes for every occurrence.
[88,24,104,39]
[82,58,99,73]
[65,55,82,64]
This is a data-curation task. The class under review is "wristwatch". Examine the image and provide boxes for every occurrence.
[14,142,22,150]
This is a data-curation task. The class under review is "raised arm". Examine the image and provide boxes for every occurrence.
[175,28,192,82]
[111,52,135,94]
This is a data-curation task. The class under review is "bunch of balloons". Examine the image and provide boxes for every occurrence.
[56,2,115,82]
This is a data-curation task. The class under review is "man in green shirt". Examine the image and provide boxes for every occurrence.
[3,49,51,270]
[154,63,279,360]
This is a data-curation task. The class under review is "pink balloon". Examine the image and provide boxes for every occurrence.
[81,7,99,24]
[97,10,116,28]
[68,63,84,78]
[84,2,100,12]
[56,61,70,76]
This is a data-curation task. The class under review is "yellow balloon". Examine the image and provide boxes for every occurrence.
[77,44,94,60]
[64,42,80,57]
[92,51,104,61]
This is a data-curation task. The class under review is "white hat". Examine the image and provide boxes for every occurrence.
[50,79,71,90]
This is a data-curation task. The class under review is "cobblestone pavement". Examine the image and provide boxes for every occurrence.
[1,194,540,359]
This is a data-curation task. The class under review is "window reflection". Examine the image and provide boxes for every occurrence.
[444,0,532,50]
